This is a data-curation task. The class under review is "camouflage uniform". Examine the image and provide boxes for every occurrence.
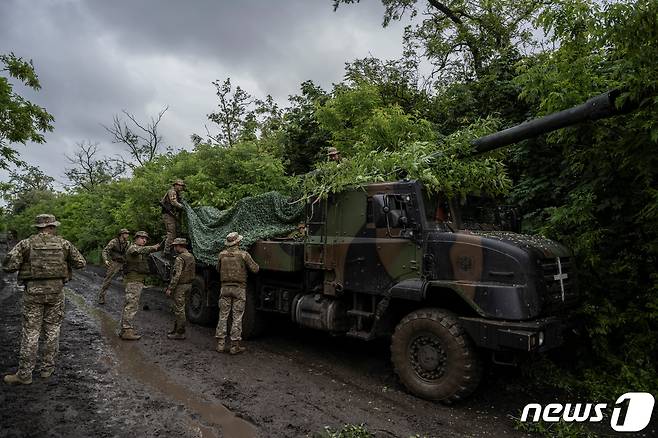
[167,238,195,338]
[215,232,259,353]
[161,180,185,255]
[120,232,159,339]
[2,215,86,384]
[98,230,130,303]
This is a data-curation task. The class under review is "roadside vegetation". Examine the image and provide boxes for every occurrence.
[1,0,656,408]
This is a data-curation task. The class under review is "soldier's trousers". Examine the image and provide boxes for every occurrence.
[99,261,122,298]
[215,285,246,342]
[18,281,65,379]
[120,281,144,331]
[162,213,178,254]
[171,283,191,334]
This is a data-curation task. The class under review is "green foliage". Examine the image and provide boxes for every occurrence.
[316,82,436,156]
[313,424,373,438]
[511,0,658,399]
[0,52,54,169]
[302,117,509,201]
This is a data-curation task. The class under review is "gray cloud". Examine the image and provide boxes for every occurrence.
[0,0,404,186]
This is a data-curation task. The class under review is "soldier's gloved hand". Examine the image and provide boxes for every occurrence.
[105,261,111,268]
[165,288,172,297]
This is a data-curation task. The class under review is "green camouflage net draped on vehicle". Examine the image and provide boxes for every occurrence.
[183,191,304,266]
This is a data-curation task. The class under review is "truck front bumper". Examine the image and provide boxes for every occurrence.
[458,316,571,352]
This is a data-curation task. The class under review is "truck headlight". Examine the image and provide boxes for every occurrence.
[538,331,545,346]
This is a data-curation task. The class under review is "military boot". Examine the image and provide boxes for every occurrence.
[215,339,227,353]
[97,294,105,305]
[120,328,142,341]
[229,341,246,355]
[4,373,32,385]
[40,369,54,379]
[167,332,186,340]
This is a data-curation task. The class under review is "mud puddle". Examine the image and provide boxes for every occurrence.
[66,289,257,438]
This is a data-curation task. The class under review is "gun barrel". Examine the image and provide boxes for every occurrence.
[470,90,634,154]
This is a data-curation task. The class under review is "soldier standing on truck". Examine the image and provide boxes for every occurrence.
[119,231,160,341]
[98,228,130,304]
[161,179,186,257]
[164,238,195,340]
[2,214,86,385]
[215,232,259,354]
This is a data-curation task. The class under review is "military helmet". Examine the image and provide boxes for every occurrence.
[34,214,60,228]
[119,228,130,235]
[134,231,149,238]
[327,146,339,156]
[172,237,188,246]
[173,179,186,187]
[224,232,243,247]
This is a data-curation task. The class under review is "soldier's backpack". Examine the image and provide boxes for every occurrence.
[27,235,68,280]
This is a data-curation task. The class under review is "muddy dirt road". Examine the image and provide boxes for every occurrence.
[1,266,543,438]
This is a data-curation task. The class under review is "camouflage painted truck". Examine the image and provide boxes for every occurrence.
[154,90,635,402]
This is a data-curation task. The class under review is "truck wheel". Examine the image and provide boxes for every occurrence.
[240,282,265,339]
[186,275,214,325]
[390,308,481,403]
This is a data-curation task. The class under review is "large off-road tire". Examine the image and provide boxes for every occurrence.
[186,275,214,325]
[391,308,482,403]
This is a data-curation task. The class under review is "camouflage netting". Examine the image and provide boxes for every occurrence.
[183,191,304,266]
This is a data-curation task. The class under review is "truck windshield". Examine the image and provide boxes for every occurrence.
[459,195,505,231]
[421,189,453,229]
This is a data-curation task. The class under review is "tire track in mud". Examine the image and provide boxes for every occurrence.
[65,287,257,438]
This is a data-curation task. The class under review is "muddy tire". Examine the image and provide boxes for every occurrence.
[186,275,214,325]
[240,281,265,339]
[391,308,481,403]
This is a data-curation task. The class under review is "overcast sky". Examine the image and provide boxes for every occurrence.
[1,0,405,187]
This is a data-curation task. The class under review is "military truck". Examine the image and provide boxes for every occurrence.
[152,90,635,402]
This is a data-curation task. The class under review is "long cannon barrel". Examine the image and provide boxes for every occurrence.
[471,89,636,154]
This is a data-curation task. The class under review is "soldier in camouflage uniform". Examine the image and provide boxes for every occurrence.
[215,232,259,354]
[161,179,186,257]
[164,238,195,340]
[327,146,343,163]
[98,228,130,304]
[119,231,160,340]
[2,214,86,385]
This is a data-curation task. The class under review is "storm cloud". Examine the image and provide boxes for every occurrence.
[0,0,404,185]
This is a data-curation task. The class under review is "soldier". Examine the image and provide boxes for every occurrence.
[327,146,343,163]
[119,231,160,340]
[164,238,195,340]
[2,214,86,385]
[98,228,130,304]
[215,232,259,354]
[160,179,186,257]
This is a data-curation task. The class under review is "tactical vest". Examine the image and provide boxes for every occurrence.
[18,234,69,281]
[160,189,181,216]
[109,238,128,262]
[124,245,151,275]
[177,252,196,284]
[219,250,247,285]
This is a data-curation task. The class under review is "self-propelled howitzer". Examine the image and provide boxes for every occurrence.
[160,90,639,403]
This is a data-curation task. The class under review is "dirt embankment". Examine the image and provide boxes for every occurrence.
[1,266,540,437]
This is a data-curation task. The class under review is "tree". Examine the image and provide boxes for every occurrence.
[202,78,253,147]
[64,140,124,191]
[0,53,54,169]
[104,106,168,168]
[334,0,541,83]
[280,80,332,174]
[0,165,55,214]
